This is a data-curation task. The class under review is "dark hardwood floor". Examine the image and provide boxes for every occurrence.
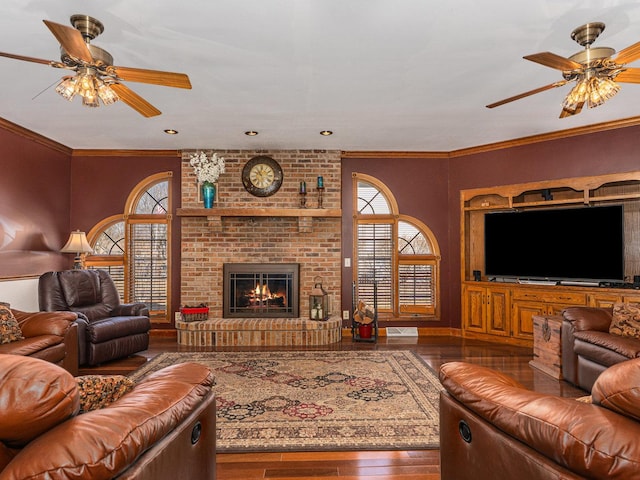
[82,334,586,480]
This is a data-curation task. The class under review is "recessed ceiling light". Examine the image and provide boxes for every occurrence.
[245,130,259,136]
[320,130,333,136]
[163,129,178,135]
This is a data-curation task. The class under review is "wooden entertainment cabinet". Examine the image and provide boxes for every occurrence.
[461,171,640,346]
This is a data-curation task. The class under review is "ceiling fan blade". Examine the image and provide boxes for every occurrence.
[43,19,93,64]
[523,52,583,71]
[486,80,568,109]
[111,66,192,89]
[110,83,161,117]
[615,68,640,83]
[614,41,640,66]
[0,51,60,66]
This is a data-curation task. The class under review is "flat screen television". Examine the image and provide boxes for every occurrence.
[484,205,624,282]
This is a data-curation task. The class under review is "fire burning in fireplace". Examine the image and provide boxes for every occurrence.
[247,283,287,308]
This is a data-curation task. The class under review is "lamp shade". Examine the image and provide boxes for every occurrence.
[60,230,93,254]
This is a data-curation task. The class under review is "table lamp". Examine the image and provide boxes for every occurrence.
[60,230,93,269]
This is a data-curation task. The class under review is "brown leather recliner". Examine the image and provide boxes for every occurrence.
[561,306,640,391]
[0,354,216,479]
[38,269,151,366]
[439,359,640,480]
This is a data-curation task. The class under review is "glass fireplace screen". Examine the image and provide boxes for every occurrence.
[223,263,299,318]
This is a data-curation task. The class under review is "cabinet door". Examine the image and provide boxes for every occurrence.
[463,285,486,333]
[589,293,640,308]
[623,295,640,304]
[511,300,545,340]
[588,293,621,309]
[486,287,510,337]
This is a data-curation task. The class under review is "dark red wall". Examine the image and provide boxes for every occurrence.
[341,156,450,327]
[342,125,640,328]
[0,128,70,277]
[70,153,182,322]
[446,125,640,328]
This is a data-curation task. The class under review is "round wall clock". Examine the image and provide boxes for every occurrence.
[242,156,284,197]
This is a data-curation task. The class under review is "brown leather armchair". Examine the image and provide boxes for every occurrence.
[0,309,78,374]
[440,360,640,479]
[0,354,216,479]
[561,306,640,391]
[38,269,151,366]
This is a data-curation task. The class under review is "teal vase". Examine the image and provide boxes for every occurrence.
[202,182,216,208]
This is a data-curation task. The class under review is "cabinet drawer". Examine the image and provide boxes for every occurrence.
[511,290,586,305]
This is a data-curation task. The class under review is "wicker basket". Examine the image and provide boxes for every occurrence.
[179,306,209,322]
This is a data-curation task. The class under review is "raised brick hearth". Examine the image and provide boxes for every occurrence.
[176,316,342,347]
[178,149,343,346]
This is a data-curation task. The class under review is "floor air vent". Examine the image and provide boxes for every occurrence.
[386,327,418,337]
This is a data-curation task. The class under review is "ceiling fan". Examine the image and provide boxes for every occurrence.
[0,14,191,117]
[487,22,640,118]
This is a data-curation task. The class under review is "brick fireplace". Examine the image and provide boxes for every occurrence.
[177,150,342,346]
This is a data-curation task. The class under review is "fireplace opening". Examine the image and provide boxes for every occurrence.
[223,263,299,318]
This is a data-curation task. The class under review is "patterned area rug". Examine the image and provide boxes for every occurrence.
[129,350,442,452]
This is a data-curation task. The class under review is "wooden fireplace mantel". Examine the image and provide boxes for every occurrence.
[176,207,342,232]
[177,207,341,217]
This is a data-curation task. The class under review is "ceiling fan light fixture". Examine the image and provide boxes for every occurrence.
[55,69,119,108]
[81,90,100,108]
[562,75,620,112]
[588,76,619,107]
[55,76,78,101]
[96,80,119,105]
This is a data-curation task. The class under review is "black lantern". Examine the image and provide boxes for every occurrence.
[309,276,329,321]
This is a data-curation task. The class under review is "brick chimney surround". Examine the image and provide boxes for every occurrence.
[176,150,343,346]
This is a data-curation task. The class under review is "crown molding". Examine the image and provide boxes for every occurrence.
[71,149,181,157]
[0,117,71,156]
[343,114,640,159]
[448,114,640,158]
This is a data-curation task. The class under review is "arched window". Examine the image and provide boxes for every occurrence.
[85,172,173,324]
[354,173,440,319]
[85,216,126,298]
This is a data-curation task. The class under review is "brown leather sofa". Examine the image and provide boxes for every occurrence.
[439,359,640,480]
[39,269,151,366]
[561,306,640,391]
[0,308,78,375]
[0,354,216,479]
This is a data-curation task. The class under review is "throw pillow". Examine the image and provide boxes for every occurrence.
[76,375,135,413]
[610,302,640,338]
[0,305,24,344]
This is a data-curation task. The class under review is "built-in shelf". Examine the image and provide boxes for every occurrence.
[460,170,640,347]
[176,207,342,218]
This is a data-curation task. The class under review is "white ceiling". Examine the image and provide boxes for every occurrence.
[1,0,640,152]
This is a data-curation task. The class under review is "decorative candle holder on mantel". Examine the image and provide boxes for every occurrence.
[299,181,307,208]
[316,176,325,209]
[317,187,325,208]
